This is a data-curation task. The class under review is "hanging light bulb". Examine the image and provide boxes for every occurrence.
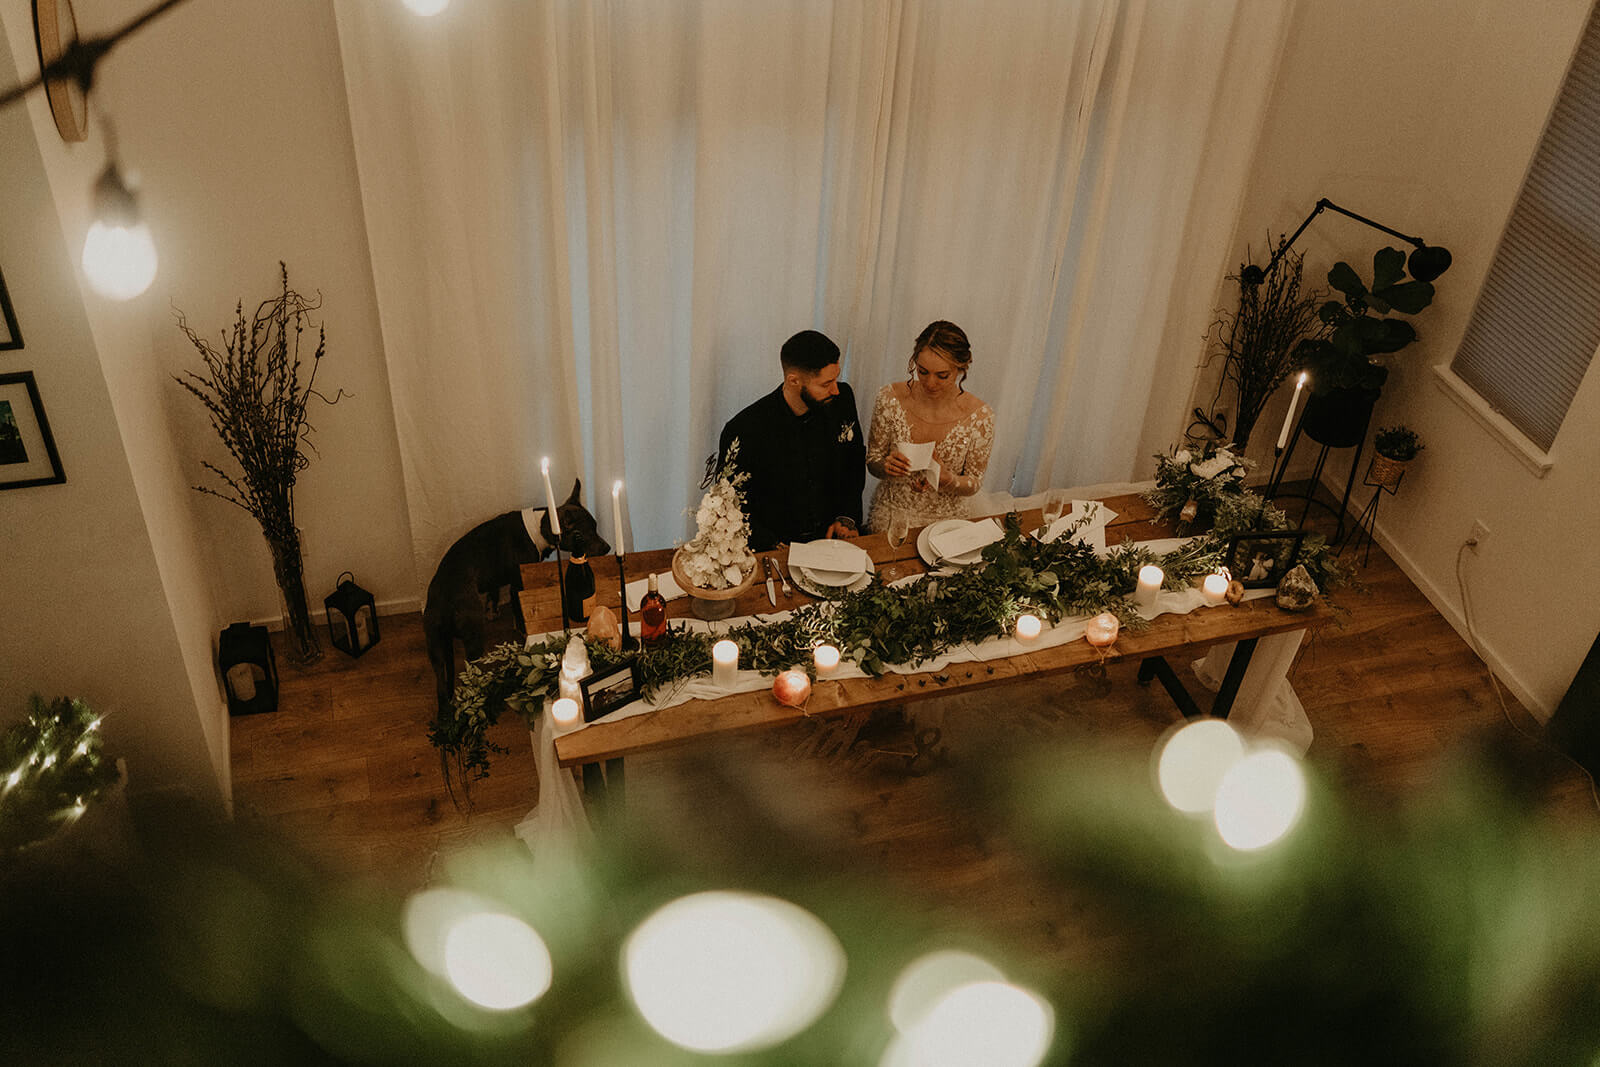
[82,162,157,300]
[401,0,450,15]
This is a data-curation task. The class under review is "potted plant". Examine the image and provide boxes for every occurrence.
[1292,246,1451,447]
[175,264,345,665]
[1368,424,1423,491]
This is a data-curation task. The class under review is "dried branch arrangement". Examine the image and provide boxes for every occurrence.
[1205,239,1326,449]
[174,263,344,664]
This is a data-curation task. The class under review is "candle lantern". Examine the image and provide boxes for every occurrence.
[218,621,279,716]
[324,571,380,658]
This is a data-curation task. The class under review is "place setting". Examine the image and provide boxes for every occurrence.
[917,516,1004,573]
[786,537,875,597]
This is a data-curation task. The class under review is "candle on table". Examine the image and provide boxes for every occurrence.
[551,697,581,734]
[813,643,840,677]
[541,456,561,536]
[773,668,812,708]
[1202,572,1229,606]
[611,480,626,555]
[712,639,739,687]
[1015,613,1042,644]
[1084,612,1120,648]
[1277,372,1307,451]
[1135,565,1164,610]
[558,668,582,705]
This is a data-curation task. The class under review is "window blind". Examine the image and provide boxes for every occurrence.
[1451,4,1600,453]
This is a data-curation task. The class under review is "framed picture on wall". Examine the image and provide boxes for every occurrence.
[0,266,21,350]
[0,372,65,490]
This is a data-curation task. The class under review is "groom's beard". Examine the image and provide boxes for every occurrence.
[801,390,834,413]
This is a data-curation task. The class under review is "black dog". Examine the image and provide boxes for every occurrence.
[423,479,611,720]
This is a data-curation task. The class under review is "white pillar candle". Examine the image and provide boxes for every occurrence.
[1084,612,1120,648]
[1015,613,1042,644]
[551,697,582,734]
[1276,372,1307,450]
[1202,572,1229,606]
[612,479,626,556]
[813,643,840,676]
[541,456,561,536]
[712,639,739,687]
[1135,565,1164,610]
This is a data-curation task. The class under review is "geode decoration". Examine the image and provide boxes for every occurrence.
[587,604,621,649]
[1275,564,1318,612]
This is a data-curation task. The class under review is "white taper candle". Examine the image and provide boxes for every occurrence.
[612,480,625,556]
[541,456,561,536]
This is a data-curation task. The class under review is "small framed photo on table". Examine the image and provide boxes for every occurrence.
[1225,531,1304,589]
[0,371,65,490]
[581,657,642,723]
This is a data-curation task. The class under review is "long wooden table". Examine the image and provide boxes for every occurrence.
[520,494,1332,791]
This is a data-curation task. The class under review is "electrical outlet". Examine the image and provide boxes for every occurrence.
[1467,519,1490,549]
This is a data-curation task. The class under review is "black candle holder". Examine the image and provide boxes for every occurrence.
[616,554,638,651]
[553,542,569,634]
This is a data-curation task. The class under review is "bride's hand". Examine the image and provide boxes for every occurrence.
[884,449,912,479]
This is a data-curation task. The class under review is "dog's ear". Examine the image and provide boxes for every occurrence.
[564,478,582,507]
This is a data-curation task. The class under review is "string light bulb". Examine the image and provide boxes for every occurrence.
[82,161,157,300]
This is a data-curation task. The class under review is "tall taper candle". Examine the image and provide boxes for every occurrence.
[541,456,561,536]
[612,479,625,555]
[1277,372,1307,451]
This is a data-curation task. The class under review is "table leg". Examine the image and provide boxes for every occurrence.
[580,758,626,815]
[1139,637,1259,721]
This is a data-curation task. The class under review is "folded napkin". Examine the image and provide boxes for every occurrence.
[930,518,1003,561]
[625,571,686,612]
[788,538,869,575]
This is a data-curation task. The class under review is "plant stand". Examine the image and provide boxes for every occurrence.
[1265,393,1375,543]
[1338,458,1407,567]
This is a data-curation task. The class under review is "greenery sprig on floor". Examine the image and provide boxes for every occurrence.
[433,483,1344,791]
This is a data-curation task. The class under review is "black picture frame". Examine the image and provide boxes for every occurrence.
[0,266,21,350]
[0,371,65,490]
[580,657,642,723]
[1225,531,1304,589]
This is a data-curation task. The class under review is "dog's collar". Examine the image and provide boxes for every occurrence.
[521,508,552,554]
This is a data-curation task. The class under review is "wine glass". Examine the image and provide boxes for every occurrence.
[887,512,910,548]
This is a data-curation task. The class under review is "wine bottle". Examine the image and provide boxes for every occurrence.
[640,572,668,645]
[564,555,596,624]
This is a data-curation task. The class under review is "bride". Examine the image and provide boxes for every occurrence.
[865,320,996,534]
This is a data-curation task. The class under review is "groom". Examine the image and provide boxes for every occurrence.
[718,329,866,551]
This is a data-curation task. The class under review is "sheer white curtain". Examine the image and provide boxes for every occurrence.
[332,0,1287,583]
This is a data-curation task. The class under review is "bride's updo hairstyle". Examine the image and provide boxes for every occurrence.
[908,320,972,390]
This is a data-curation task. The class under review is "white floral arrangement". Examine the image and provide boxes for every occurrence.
[677,442,757,590]
[1144,440,1253,531]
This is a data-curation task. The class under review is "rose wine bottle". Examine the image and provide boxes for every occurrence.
[640,572,668,645]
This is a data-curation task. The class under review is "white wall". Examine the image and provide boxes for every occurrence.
[1,0,419,810]
[0,17,222,812]
[1227,0,1600,716]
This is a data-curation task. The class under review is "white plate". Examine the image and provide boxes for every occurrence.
[792,562,874,597]
[917,518,984,567]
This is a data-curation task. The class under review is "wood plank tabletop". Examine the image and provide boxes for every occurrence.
[517,494,1333,768]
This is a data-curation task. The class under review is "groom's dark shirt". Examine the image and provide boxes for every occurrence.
[718,383,866,551]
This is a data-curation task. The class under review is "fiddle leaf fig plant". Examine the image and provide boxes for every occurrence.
[1295,245,1450,394]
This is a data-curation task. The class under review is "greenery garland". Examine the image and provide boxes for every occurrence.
[433,476,1345,791]
[1,695,119,857]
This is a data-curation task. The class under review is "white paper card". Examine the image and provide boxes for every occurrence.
[788,539,869,575]
[898,440,936,470]
[626,571,686,612]
[930,518,1003,560]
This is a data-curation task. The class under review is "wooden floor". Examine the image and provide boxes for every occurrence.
[230,498,1596,956]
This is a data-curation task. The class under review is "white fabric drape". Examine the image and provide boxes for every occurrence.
[332,0,1289,583]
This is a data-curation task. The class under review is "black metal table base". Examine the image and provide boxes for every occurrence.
[581,758,626,811]
[1137,637,1260,719]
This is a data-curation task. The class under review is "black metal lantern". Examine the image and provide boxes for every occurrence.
[324,571,380,658]
[218,622,278,716]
